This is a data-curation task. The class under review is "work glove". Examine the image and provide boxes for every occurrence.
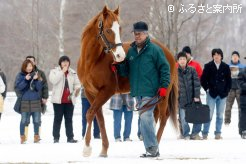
[158,88,167,97]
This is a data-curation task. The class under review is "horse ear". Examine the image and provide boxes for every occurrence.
[102,5,108,17]
[114,6,119,15]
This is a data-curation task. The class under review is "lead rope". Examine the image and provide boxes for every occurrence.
[135,95,165,115]
[111,63,164,115]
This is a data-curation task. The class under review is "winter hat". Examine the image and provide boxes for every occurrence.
[232,51,240,58]
[59,55,70,66]
[177,51,187,60]
[212,48,223,60]
[132,21,148,32]
[182,46,191,55]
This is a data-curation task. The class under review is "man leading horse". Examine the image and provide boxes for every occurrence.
[116,21,170,158]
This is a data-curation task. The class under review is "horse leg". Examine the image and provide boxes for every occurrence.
[82,92,95,157]
[83,121,93,157]
[83,88,114,157]
[95,109,109,157]
[82,93,94,157]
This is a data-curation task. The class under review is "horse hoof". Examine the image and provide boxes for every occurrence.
[99,153,108,158]
[83,145,92,157]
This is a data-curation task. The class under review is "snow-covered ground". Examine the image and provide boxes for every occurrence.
[0,92,245,164]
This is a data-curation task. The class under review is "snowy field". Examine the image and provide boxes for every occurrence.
[0,92,245,164]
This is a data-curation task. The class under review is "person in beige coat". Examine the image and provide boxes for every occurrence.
[0,76,6,120]
[49,55,81,143]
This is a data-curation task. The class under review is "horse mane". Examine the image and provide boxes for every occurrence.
[81,14,101,41]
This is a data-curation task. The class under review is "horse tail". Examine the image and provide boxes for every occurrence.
[156,73,179,142]
[168,73,179,131]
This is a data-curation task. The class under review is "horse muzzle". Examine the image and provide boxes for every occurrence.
[113,47,126,62]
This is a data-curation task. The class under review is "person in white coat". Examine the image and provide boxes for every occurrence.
[49,55,81,143]
[0,76,6,120]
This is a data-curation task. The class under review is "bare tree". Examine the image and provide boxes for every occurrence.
[143,0,198,54]
[1,0,246,91]
[59,0,66,57]
[142,0,221,57]
[31,0,41,64]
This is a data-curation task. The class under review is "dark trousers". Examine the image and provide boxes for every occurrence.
[82,98,100,138]
[0,113,1,120]
[239,107,246,134]
[224,89,240,124]
[53,103,74,140]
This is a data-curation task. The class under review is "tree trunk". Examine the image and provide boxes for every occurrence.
[59,0,66,57]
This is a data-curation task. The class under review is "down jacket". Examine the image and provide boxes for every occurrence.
[49,67,81,105]
[178,65,201,108]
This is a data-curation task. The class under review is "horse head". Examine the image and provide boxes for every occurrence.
[96,6,125,62]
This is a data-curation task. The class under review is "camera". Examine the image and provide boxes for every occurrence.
[29,71,36,79]
[29,71,38,91]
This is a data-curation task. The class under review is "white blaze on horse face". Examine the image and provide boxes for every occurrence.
[111,21,126,62]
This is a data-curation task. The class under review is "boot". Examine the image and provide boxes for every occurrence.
[241,130,246,139]
[67,138,78,143]
[34,135,40,143]
[20,135,26,144]
[215,134,223,140]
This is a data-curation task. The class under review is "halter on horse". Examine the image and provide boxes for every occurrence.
[97,19,123,57]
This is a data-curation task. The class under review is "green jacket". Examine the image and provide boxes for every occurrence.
[118,37,170,97]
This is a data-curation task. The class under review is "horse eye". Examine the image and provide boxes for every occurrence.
[106,29,111,34]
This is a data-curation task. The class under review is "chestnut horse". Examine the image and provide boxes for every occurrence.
[77,6,178,157]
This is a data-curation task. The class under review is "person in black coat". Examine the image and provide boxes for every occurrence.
[201,48,231,140]
[177,52,201,140]
[237,66,246,139]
